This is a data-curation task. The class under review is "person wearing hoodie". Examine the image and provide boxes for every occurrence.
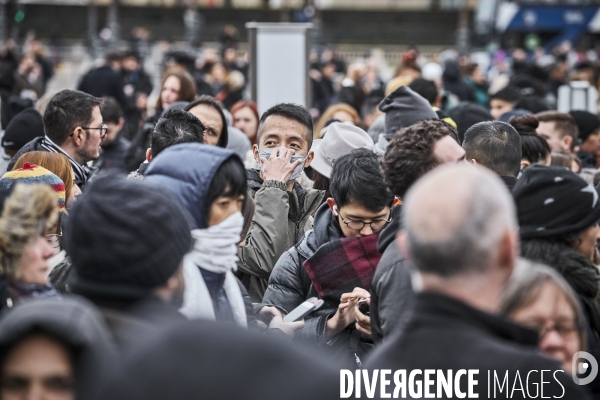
[0,183,59,311]
[259,149,394,366]
[127,109,205,180]
[66,174,192,349]
[371,119,465,343]
[0,296,116,400]
[442,58,475,102]
[373,85,438,155]
[237,103,324,302]
[144,143,254,328]
[514,165,600,394]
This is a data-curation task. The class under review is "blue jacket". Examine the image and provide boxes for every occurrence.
[145,143,251,324]
[145,143,239,230]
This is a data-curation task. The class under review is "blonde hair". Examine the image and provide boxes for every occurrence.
[0,184,58,278]
[13,151,74,202]
[314,103,360,138]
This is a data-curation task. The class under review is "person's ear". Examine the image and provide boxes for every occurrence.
[252,144,259,163]
[520,159,530,169]
[303,150,314,168]
[145,148,153,163]
[396,230,411,261]
[563,135,573,151]
[71,127,84,146]
[326,198,338,216]
[118,118,125,130]
[470,158,478,166]
[497,228,518,281]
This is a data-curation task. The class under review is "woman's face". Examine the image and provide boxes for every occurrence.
[575,223,600,262]
[233,107,258,142]
[208,193,245,227]
[17,235,54,285]
[510,282,581,373]
[66,172,81,208]
[160,76,181,110]
[332,110,355,124]
[1,334,74,400]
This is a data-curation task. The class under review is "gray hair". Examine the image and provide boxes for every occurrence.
[500,259,585,347]
[403,165,516,277]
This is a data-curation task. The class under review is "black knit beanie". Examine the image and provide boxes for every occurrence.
[66,174,192,289]
[1,108,44,150]
[379,86,438,138]
[513,164,600,240]
[569,110,600,144]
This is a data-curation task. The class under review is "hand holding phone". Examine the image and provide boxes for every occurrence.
[283,297,324,322]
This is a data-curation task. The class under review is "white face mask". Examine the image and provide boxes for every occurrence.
[187,212,244,274]
[258,146,306,183]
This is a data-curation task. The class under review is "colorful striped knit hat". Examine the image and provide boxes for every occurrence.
[0,163,66,212]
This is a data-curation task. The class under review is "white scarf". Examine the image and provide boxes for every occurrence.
[180,213,247,328]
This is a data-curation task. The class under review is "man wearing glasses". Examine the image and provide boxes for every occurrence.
[8,90,105,189]
[259,148,394,365]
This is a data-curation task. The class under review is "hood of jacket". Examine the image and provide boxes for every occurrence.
[0,296,116,399]
[442,59,462,82]
[145,143,240,229]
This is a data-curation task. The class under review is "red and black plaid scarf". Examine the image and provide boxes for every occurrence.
[303,233,382,305]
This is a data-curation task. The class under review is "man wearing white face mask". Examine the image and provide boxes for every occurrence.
[239,104,325,303]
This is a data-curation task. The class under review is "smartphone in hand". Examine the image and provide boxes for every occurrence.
[283,297,324,322]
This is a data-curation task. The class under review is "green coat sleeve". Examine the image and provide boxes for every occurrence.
[237,180,291,281]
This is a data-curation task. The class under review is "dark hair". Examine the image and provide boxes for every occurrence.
[100,97,123,125]
[257,103,313,149]
[185,96,229,148]
[409,78,438,105]
[361,96,383,119]
[462,121,522,177]
[509,115,550,165]
[536,111,579,150]
[43,90,103,145]
[205,156,247,225]
[382,119,455,198]
[329,148,393,212]
[105,51,123,63]
[490,86,520,103]
[515,96,550,114]
[312,170,331,204]
[151,109,205,157]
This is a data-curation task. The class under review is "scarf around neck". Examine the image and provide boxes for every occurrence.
[40,136,92,186]
[186,212,243,274]
[304,204,383,305]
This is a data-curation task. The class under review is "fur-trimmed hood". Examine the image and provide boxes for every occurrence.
[0,184,58,278]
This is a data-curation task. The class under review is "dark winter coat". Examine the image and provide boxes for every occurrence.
[93,136,131,172]
[371,205,415,343]
[261,204,373,366]
[367,291,590,399]
[237,169,324,302]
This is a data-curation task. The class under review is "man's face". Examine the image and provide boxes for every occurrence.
[582,130,600,156]
[434,135,466,164]
[101,121,121,147]
[122,57,139,72]
[329,199,391,239]
[76,106,104,163]
[490,99,513,121]
[254,115,310,155]
[537,121,570,152]
[188,104,223,146]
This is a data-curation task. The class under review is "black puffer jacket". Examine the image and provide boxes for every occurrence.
[261,204,372,366]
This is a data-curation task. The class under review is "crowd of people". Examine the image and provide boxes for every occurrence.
[1,36,600,399]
